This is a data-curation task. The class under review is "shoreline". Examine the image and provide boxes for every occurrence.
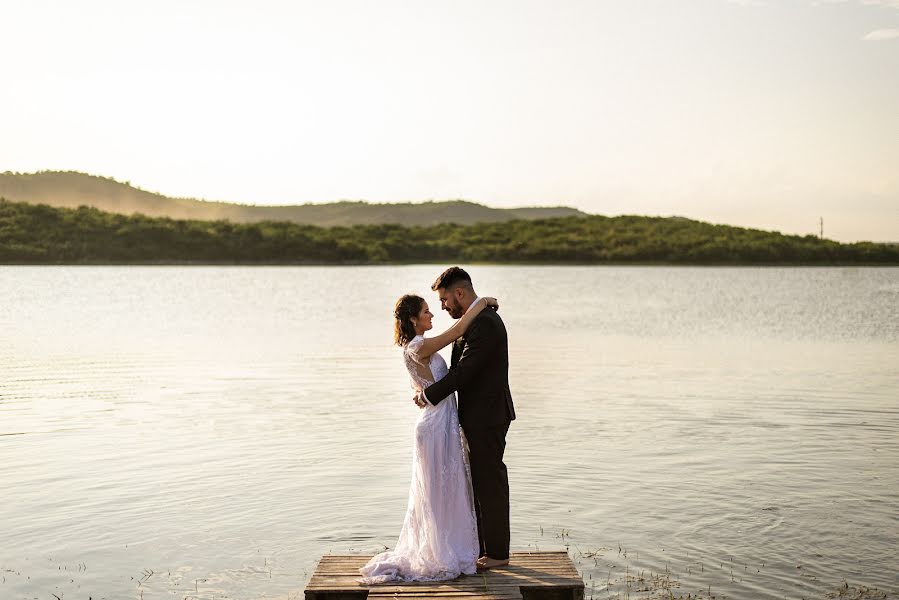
[2,261,899,267]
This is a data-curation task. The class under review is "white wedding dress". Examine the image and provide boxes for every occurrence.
[359,335,479,583]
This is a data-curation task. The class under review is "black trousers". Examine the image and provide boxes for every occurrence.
[465,421,511,560]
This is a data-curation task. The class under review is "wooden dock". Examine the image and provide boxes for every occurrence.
[305,551,584,600]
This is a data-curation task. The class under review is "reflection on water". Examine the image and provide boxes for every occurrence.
[1,266,897,600]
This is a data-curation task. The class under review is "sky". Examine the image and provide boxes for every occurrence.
[1,0,897,242]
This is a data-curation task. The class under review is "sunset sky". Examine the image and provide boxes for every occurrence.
[2,0,897,241]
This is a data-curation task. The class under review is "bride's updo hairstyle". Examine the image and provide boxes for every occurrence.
[394,294,425,347]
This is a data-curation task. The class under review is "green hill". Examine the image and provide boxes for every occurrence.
[0,171,586,226]
[2,199,897,265]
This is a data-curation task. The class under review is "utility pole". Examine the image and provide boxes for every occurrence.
[819,217,824,239]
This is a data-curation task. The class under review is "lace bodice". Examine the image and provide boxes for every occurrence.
[403,335,449,394]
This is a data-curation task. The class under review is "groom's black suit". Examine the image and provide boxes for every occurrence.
[424,307,515,560]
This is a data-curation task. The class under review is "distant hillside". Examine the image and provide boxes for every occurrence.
[0,171,587,226]
[2,199,897,265]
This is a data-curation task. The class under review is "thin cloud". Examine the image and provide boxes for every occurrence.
[811,0,899,40]
[860,0,899,8]
[740,0,899,7]
[812,0,899,7]
[863,27,899,39]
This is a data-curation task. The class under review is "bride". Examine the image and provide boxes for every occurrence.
[359,293,498,584]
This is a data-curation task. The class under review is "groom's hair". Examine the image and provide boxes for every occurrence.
[431,266,473,292]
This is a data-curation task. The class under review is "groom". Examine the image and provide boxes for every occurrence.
[415,266,516,570]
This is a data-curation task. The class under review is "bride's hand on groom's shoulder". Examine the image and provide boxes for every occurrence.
[484,297,499,311]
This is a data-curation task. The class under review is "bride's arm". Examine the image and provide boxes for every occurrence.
[416,297,497,359]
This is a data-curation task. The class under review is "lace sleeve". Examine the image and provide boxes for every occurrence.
[404,337,435,392]
[406,336,425,360]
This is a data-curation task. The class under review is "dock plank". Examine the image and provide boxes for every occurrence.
[306,552,584,600]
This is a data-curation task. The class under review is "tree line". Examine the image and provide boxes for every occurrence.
[1,198,897,264]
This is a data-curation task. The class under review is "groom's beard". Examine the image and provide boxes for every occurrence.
[447,295,475,319]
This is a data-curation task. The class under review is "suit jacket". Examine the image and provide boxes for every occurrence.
[424,308,516,431]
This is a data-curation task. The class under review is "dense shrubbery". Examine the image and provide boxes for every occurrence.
[1,198,897,264]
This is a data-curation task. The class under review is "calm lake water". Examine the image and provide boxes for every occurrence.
[1,266,897,600]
